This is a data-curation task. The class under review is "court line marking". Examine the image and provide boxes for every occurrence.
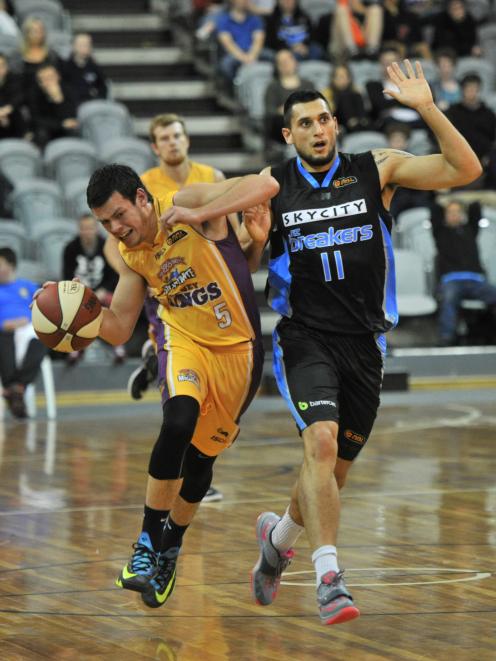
[282,567,492,588]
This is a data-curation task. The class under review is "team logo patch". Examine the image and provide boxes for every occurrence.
[282,199,367,227]
[167,229,187,245]
[298,401,309,411]
[177,368,200,389]
[344,429,366,445]
[162,266,196,295]
[333,176,357,189]
[158,257,185,278]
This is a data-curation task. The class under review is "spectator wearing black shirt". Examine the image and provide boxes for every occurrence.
[28,63,79,147]
[0,52,27,139]
[63,214,125,364]
[264,0,322,60]
[431,199,496,345]
[19,17,61,90]
[63,33,108,108]
[381,0,430,59]
[321,63,369,134]
[432,0,481,58]
[446,74,496,187]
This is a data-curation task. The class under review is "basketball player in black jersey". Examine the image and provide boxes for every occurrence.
[242,60,482,625]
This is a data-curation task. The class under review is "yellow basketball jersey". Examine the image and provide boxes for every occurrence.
[119,193,261,348]
[140,161,217,198]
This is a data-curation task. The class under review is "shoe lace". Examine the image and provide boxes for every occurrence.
[130,542,157,573]
[328,569,345,587]
[152,551,177,591]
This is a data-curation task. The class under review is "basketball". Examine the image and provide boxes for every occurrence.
[31,281,103,353]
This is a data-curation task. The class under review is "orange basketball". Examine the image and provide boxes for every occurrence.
[31,281,103,352]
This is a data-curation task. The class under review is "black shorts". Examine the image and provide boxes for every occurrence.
[272,318,384,461]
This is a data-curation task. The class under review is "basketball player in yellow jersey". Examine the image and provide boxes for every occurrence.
[86,163,279,609]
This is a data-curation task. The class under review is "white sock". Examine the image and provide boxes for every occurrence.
[270,507,304,552]
[312,545,339,586]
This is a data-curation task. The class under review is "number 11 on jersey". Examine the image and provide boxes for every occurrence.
[320,250,345,282]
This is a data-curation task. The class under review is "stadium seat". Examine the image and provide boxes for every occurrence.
[341,130,388,153]
[31,218,76,280]
[394,248,437,316]
[0,33,21,57]
[299,60,332,90]
[11,178,65,231]
[25,355,56,419]
[16,258,49,282]
[416,59,438,83]
[13,0,70,33]
[401,223,437,292]
[44,138,99,190]
[456,57,495,95]
[409,129,432,156]
[348,60,381,91]
[301,0,336,23]
[78,99,134,147]
[0,220,29,258]
[477,215,496,285]
[234,62,273,122]
[64,176,91,218]
[99,136,154,173]
[396,207,431,235]
[46,29,72,58]
[0,139,42,185]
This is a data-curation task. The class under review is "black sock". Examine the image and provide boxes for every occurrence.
[160,516,189,552]
[142,505,170,552]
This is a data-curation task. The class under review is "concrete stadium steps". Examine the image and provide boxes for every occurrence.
[72,14,170,48]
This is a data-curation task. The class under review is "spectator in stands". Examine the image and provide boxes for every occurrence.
[216,0,265,86]
[430,199,496,346]
[19,17,61,90]
[330,0,384,61]
[366,44,423,130]
[321,62,370,134]
[431,48,461,112]
[0,247,46,419]
[432,0,481,58]
[446,73,496,188]
[28,63,79,147]
[63,213,125,365]
[264,0,322,61]
[0,52,28,139]
[385,122,433,216]
[0,0,19,39]
[381,0,430,59]
[264,48,314,150]
[62,33,108,108]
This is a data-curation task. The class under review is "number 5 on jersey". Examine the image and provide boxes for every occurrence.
[321,250,345,282]
[214,302,232,328]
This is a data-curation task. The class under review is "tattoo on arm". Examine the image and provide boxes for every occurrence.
[373,149,414,167]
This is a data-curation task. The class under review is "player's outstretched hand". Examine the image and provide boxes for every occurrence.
[243,202,271,244]
[384,60,434,110]
[160,205,202,231]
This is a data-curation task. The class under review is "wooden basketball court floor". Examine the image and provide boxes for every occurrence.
[0,387,495,661]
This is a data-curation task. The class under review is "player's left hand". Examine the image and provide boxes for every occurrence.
[243,202,271,244]
[160,205,203,231]
[384,60,434,110]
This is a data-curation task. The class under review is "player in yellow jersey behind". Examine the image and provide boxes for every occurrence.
[128,113,234,503]
[86,163,279,608]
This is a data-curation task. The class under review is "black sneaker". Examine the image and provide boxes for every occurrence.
[127,341,158,400]
[3,385,27,419]
[141,546,178,608]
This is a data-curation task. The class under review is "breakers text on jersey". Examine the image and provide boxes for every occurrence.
[283,198,367,227]
[289,224,373,252]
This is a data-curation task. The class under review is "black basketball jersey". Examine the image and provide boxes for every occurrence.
[267,152,397,341]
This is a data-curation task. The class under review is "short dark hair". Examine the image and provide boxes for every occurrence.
[461,73,481,88]
[86,163,152,209]
[0,247,17,267]
[283,89,332,128]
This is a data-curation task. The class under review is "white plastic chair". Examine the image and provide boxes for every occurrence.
[25,356,57,419]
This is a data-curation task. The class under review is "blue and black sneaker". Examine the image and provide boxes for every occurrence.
[116,531,158,593]
[141,546,179,608]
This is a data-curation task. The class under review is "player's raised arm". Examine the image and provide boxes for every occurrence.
[237,167,274,272]
[374,60,482,192]
[160,173,279,229]
[99,251,147,346]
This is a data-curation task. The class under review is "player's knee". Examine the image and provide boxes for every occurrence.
[303,422,338,465]
[148,395,200,480]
